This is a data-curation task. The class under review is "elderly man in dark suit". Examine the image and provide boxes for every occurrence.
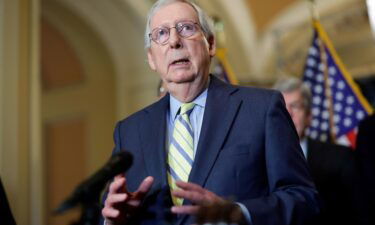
[274,77,372,225]
[100,1,320,224]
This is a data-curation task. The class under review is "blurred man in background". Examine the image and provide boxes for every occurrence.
[274,77,372,225]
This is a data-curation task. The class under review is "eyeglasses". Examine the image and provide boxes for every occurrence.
[149,21,200,45]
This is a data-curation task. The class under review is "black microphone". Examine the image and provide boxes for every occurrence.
[54,151,133,214]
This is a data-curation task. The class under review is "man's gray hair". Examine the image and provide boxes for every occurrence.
[144,0,215,49]
[273,77,313,112]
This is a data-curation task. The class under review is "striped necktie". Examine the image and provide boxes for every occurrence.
[167,102,195,205]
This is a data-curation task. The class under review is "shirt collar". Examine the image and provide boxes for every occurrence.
[300,137,308,159]
[169,83,208,120]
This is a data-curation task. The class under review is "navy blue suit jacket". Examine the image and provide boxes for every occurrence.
[307,138,372,225]
[108,76,320,225]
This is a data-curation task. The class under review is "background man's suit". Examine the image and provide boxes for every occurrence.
[356,114,375,224]
[306,138,372,225]
[109,76,320,225]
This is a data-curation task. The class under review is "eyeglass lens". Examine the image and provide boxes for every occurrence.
[151,21,198,44]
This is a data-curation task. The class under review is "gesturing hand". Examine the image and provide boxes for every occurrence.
[170,181,225,215]
[102,175,154,225]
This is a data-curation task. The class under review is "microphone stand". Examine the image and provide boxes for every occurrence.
[54,151,133,225]
[55,180,105,225]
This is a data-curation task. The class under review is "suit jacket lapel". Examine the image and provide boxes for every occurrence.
[189,76,241,188]
[140,95,169,188]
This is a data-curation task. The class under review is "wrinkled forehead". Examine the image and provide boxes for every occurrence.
[150,2,199,28]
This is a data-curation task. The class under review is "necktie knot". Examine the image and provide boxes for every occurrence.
[180,102,195,116]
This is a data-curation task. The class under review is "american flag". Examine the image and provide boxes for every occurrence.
[302,20,373,149]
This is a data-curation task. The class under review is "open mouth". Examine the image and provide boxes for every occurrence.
[170,58,190,65]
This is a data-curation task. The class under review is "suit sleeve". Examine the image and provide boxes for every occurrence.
[241,91,320,225]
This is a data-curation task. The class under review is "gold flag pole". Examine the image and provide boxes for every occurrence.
[307,0,337,141]
[213,16,239,85]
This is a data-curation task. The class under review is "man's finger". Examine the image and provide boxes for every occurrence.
[171,205,200,215]
[104,193,128,207]
[108,175,127,194]
[175,181,204,193]
[172,189,205,204]
[134,176,154,199]
[102,207,121,218]
[114,174,125,179]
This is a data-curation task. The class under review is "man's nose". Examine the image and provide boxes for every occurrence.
[168,28,182,48]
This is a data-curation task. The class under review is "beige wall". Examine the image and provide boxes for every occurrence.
[41,5,118,223]
[0,0,155,223]
[0,0,41,224]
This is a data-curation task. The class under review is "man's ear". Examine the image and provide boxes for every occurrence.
[208,36,216,57]
[147,49,156,71]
